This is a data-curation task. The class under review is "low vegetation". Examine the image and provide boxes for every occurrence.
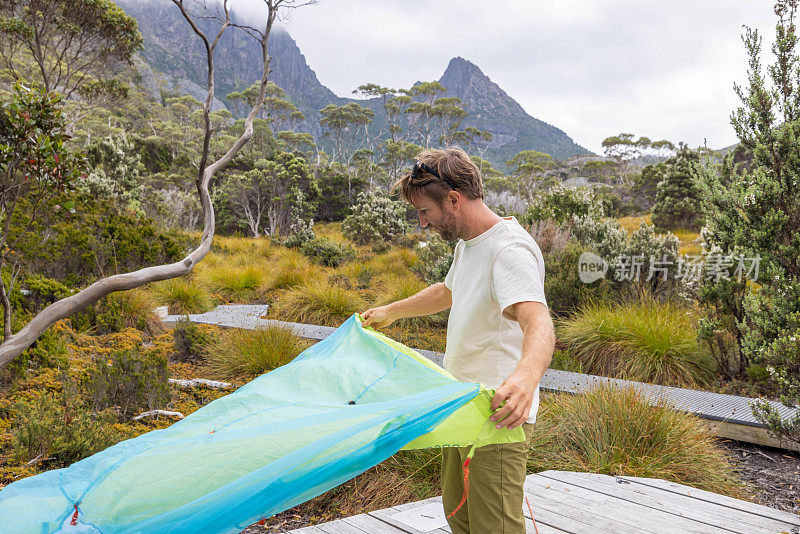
[527,385,747,498]
[557,298,715,387]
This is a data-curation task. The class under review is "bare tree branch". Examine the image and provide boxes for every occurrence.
[0,0,311,368]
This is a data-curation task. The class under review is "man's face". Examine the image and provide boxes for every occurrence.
[410,191,461,241]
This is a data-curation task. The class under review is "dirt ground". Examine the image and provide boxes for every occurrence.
[716,437,800,516]
[241,438,800,533]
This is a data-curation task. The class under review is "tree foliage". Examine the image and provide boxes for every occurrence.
[0,0,143,98]
[697,0,800,445]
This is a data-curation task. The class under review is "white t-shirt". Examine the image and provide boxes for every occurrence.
[443,216,548,424]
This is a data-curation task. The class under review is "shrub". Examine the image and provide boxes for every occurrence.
[150,277,214,315]
[338,262,376,290]
[14,192,190,288]
[11,391,119,467]
[571,215,681,300]
[21,274,73,312]
[172,317,215,363]
[204,326,308,379]
[274,279,364,327]
[85,346,171,420]
[694,3,800,444]
[522,185,605,226]
[527,384,746,498]
[300,238,355,267]
[412,234,454,284]
[557,298,714,387]
[543,240,612,318]
[342,190,409,246]
[652,145,704,232]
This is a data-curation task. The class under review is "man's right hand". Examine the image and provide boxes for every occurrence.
[361,306,397,329]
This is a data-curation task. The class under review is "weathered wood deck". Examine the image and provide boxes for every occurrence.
[160,304,800,452]
[281,470,799,534]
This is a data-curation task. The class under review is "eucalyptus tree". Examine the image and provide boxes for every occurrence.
[0,0,317,369]
[0,0,143,99]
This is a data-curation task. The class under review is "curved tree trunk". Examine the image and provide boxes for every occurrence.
[0,0,299,369]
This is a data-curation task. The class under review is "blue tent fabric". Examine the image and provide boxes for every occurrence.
[0,313,524,533]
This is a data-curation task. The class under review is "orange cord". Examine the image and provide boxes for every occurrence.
[446,457,471,518]
[70,504,79,526]
[525,495,539,534]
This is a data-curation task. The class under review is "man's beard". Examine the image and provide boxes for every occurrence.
[433,212,460,241]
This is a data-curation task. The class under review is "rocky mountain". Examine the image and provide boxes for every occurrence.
[437,57,590,163]
[116,0,591,167]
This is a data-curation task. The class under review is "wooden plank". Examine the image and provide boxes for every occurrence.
[522,476,667,534]
[524,474,730,534]
[368,502,449,534]
[616,475,800,527]
[316,517,376,534]
[283,526,330,534]
[338,512,409,533]
[537,470,794,534]
[697,419,800,452]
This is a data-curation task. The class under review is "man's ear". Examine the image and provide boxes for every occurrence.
[447,190,461,209]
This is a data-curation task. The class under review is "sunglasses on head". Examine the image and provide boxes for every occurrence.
[411,159,458,190]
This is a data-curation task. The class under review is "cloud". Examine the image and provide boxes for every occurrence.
[232,0,776,153]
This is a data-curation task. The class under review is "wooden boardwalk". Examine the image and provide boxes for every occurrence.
[161,304,800,451]
[283,470,799,534]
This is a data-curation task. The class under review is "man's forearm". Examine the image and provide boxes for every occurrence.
[387,282,451,319]
[515,313,555,388]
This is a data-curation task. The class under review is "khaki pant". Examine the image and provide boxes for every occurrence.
[441,422,534,534]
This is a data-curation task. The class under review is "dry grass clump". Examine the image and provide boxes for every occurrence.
[272,279,364,327]
[203,326,309,379]
[195,263,266,301]
[149,277,214,315]
[557,298,714,387]
[373,274,439,327]
[108,288,165,336]
[367,248,419,277]
[267,249,319,290]
[299,448,443,523]
[527,385,746,498]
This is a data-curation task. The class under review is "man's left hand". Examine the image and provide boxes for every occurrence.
[489,370,536,430]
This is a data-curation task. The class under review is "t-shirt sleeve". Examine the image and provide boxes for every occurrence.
[491,244,548,316]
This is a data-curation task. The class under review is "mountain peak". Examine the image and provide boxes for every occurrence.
[443,56,484,76]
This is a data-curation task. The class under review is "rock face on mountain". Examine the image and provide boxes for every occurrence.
[116,0,591,165]
[438,57,589,162]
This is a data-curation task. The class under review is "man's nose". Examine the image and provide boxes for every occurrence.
[417,211,428,228]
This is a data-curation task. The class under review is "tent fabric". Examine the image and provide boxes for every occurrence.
[0,313,525,533]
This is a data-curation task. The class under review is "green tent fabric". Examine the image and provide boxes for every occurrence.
[0,312,524,533]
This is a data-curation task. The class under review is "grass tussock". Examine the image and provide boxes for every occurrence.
[374,274,439,327]
[302,448,443,522]
[150,277,214,315]
[367,248,419,277]
[195,263,266,301]
[273,279,364,326]
[557,298,714,387]
[268,249,319,290]
[108,288,165,336]
[203,326,308,379]
[528,385,746,498]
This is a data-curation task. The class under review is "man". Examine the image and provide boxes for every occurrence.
[361,147,555,534]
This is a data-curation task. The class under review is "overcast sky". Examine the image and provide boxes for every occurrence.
[236,1,777,154]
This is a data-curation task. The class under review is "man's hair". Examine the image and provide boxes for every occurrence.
[391,147,483,206]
